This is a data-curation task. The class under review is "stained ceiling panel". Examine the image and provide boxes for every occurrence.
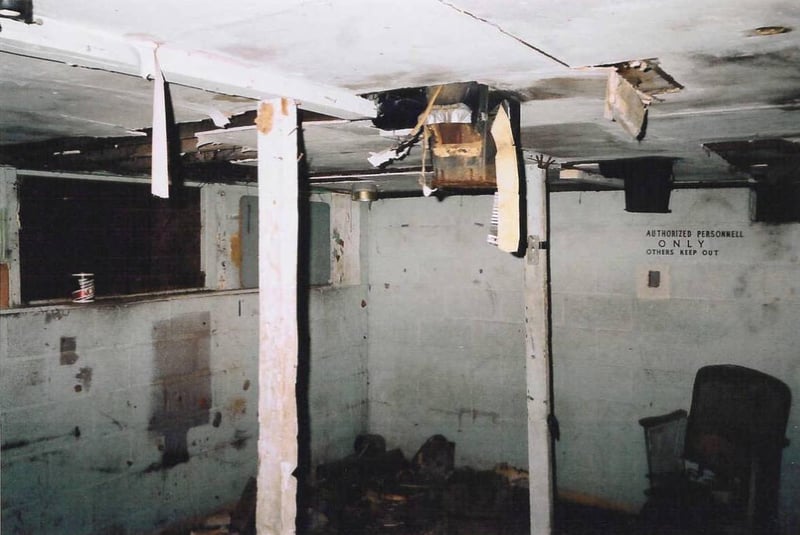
[0,53,256,143]
[1,0,800,188]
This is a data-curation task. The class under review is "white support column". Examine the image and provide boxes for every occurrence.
[524,162,554,535]
[255,98,299,535]
[0,166,21,308]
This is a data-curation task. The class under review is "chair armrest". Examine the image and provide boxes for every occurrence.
[639,409,688,429]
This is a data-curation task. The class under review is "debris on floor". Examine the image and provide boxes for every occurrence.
[303,433,530,535]
[171,434,529,535]
[189,510,231,535]
[180,476,256,535]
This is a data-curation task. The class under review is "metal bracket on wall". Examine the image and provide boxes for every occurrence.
[527,235,548,265]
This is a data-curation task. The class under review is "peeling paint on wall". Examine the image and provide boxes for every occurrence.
[60,336,79,365]
[75,367,93,392]
[149,311,211,469]
[255,102,274,134]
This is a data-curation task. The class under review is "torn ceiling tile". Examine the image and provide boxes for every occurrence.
[611,59,684,97]
[602,59,683,141]
[604,69,651,140]
[196,120,425,175]
[490,103,521,253]
[370,87,428,131]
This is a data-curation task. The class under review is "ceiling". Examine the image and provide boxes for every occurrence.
[1,0,799,192]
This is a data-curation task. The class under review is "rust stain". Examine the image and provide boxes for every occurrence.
[432,141,483,158]
[0,264,8,309]
[429,123,482,145]
[230,233,242,269]
[255,102,274,134]
[281,97,290,116]
[226,397,247,419]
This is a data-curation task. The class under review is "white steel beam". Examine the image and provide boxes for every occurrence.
[0,18,376,120]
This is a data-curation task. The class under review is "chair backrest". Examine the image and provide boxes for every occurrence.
[684,364,791,474]
[684,364,791,529]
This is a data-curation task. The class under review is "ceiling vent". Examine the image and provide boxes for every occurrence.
[0,0,33,23]
[599,157,675,213]
[704,139,800,222]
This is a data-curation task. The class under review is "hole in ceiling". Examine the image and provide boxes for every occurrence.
[599,58,684,96]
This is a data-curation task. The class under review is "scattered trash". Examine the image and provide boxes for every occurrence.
[307,434,529,534]
[230,476,257,535]
[411,434,455,482]
[174,434,530,535]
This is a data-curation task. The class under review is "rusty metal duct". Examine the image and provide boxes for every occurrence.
[426,82,499,189]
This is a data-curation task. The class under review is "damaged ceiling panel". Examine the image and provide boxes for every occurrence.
[610,59,684,97]
[602,59,684,141]
[196,121,425,176]
[433,0,796,68]
[1,0,800,191]
[0,54,256,144]
[22,0,562,93]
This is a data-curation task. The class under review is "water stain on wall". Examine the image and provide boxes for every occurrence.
[230,429,250,450]
[226,397,247,419]
[45,309,69,323]
[60,336,79,365]
[148,311,211,469]
[75,367,93,391]
[230,233,242,269]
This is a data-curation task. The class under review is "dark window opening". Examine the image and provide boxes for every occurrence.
[18,176,203,302]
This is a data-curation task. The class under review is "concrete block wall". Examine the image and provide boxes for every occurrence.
[366,195,528,468]
[306,284,369,465]
[305,195,370,465]
[1,291,260,535]
[550,188,800,532]
[0,189,370,534]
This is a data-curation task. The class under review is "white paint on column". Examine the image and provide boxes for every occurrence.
[255,98,299,535]
[524,162,554,534]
